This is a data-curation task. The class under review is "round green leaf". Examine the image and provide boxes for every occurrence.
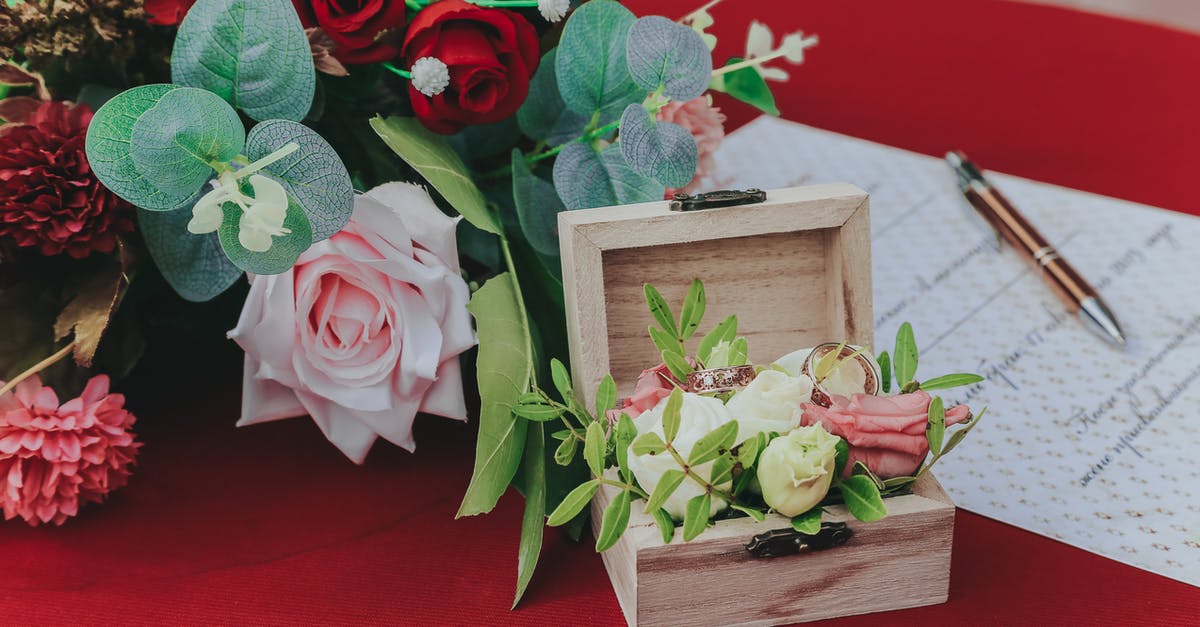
[518,49,594,145]
[245,120,353,241]
[129,87,244,205]
[171,0,315,122]
[217,193,313,274]
[619,103,698,188]
[555,0,644,117]
[511,149,565,256]
[85,84,194,211]
[626,16,713,101]
[552,142,664,210]
[137,205,244,302]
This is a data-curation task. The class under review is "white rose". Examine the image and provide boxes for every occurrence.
[756,424,840,517]
[725,370,814,443]
[774,348,812,377]
[627,393,734,520]
[775,345,879,398]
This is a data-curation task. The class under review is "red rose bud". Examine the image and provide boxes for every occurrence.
[144,0,197,26]
[293,0,408,65]
[402,0,540,134]
[0,101,134,259]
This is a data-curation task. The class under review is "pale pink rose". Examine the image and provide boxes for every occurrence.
[605,362,685,424]
[229,182,476,463]
[657,97,727,195]
[801,391,970,478]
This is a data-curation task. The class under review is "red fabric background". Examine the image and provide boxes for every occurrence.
[4,0,1199,624]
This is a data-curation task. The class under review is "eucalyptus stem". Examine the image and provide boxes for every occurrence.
[482,118,622,179]
[665,442,735,503]
[0,341,75,398]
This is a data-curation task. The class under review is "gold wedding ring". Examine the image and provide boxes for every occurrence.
[686,365,757,394]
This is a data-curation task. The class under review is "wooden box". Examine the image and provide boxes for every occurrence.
[558,184,956,626]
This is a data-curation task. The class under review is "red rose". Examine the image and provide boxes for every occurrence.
[293,0,408,65]
[144,0,197,26]
[403,0,539,134]
[0,101,134,259]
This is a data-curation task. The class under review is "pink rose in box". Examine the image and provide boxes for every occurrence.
[801,391,970,478]
[229,183,476,463]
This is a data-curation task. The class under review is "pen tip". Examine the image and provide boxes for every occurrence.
[945,151,966,168]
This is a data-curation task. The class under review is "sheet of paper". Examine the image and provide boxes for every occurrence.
[708,116,1200,587]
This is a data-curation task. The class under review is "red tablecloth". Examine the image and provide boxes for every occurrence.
[4,1,1199,624]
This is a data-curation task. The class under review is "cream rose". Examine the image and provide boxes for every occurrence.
[229,182,476,463]
[627,393,734,520]
[725,370,814,443]
[756,424,840,517]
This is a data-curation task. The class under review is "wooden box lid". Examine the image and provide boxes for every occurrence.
[558,184,873,407]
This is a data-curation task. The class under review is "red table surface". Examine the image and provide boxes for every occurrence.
[4,0,1200,624]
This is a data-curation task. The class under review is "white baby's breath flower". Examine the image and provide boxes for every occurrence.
[743,21,818,82]
[411,57,450,97]
[537,0,570,22]
[781,32,819,64]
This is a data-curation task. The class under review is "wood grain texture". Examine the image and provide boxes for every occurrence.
[591,473,955,627]
[559,184,872,406]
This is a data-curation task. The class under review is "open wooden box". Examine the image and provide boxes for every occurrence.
[559,184,955,626]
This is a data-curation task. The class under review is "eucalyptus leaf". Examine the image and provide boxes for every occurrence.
[137,206,243,302]
[584,421,605,477]
[596,489,632,552]
[688,420,738,466]
[511,149,566,257]
[129,87,243,205]
[791,507,822,535]
[86,84,193,211]
[682,493,711,541]
[652,507,676,543]
[619,103,698,188]
[518,49,593,144]
[644,469,685,513]
[547,479,599,526]
[371,115,500,234]
[710,57,780,116]
[893,322,919,386]
[926,396,946,456]
[920,373,985,391]
[458,273,531,517]
[513,423,546,608]
[555,0,643,117]
[678,278,705,340]
[216,194,313,275]
[552,140,664,210]
[625,16,713,100]
[840,475,888,523]
[172,0,315,121]
[877,350,892,393]
[245,120,353,241]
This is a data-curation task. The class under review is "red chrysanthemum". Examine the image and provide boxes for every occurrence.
[0,100,134,259]
[0,375,142,526]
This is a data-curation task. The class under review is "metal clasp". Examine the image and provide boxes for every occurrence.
[744,522,854,558]
[669,188,766,212]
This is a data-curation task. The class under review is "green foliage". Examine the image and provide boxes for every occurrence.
[555,0,642,118]
[678,279,706,341]
[893,322,919,387]
[644,469,685,513]
[839,475,888,522]
[370,116,500,235]
[512,403,565,422]
[710,57,780,116]
[596,374,617,418]
[649,326,683,357]
[615,412,637,480]
[458,274,532,517]
[682,493,711,541]
[584,421,606,477]
[129,87,243,202]
[661,388,683,442]
[136,207,242,302]
[920,373,985,391]
[697,315,737,364]
[550,358,574,403]
[652,508,676,544]
[511,149,567,257]
[547,479,599,526]
[662,350,693,382]
[517,49,593,145]
[926,396,946,456]
[618,103,698,188]
[216,194,313,274]
[552,142,664,209]
[554,435,577,466]
[687,420,739,466]
[643,283,679,339]
[791,507,823,535]
[877,350,892,393]
[833,437,850,478]
[514,424,546,608]
[245,120,353,241]
[596,489,632,551]
[731,504,766,522]
[625,16,713,101]
[631,432,667,456]
[172,0,315,122]
[709,453,734,485]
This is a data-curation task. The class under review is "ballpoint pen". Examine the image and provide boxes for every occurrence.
[945,151,1126,346]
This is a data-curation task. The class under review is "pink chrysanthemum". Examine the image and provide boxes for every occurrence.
[658,97,727,196]
[0,374,141,526]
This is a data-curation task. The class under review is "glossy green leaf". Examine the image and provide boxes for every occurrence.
[678,279,706,341]
[644,468,685,514]
[595,489,632,552]
[697,315,737,363]
[513,423,546,608]
[554,435,578,466]
[652,508,676,544]
[458,273,531,517]
[216,194,313,275]
[833,437,850,478]
[555,0,643,117]
[615,412,636,479]
[512,403,565,422]
[596,374,618,417]
[136,206,243,302]
[662,350,693,382]
[731,504,767,522]
[852,460,886,490]
[682,493,711,541]
[649,326,682,357]
[370,115,500,234]
[552,141,664,210]
[245,120,353,241]
[710,454,734,486]
[877,350,892,393]
[626,16,713,100]
[840,475,888,523]
[920,373,985,391]
[688,419,739,466]
[85,84,193,211]
[736,432,762,467]
[547,479,599,527]
[172,0,314,121]
[619,103,698,188]
[550,358,574,402]
[518,49,592,144]
[584,421,606,477]
[926,396,946,456]
[791,507,822,535]
[129,87,242,205]
[893,322,919,386]
[511,149,567,257]
[711,57,780,116]
[643,283,679,338]
[631,432,666,456]
[662,388,683,443]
